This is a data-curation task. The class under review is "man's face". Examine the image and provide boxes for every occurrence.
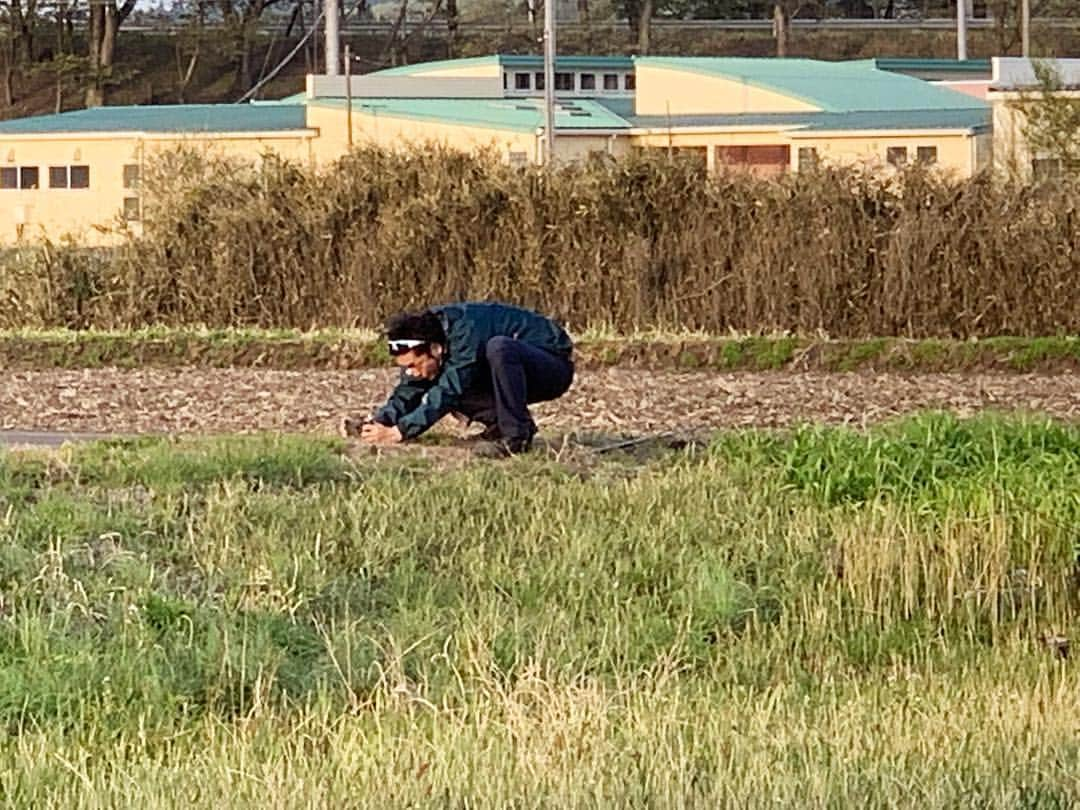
[395,347,442,381]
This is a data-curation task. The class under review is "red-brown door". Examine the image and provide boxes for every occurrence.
[715,145,791,177]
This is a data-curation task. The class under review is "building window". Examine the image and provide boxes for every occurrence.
[514,72,531,90]
[624,74,636,90]
[554,72,574,91]
[916,146,938,165]
[1,165,40,189]
[534,72,545,91]
[123,164,140,189]
[123,197,141,221]
[603,73,619,90]
[45,165,89,189]
[886,146,908,167]
[507,151,529,168]
[798,147,819,171]
[580,73,596,91]
[1031,158,1062,181]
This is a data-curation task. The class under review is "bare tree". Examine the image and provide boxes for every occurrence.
[445,0,457,56]
[217,0,287,96]
[1,21,12,106]
[175,0,208,102]
[85,0,138,107]
[773,0,819,57]
[6,0,37,63]
[52,0,78,56]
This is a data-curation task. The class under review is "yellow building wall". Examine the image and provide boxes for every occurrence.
[306,104,539,164]
[0,133,313,245]
[789,132,978,176]
[634,64,822,116]
[629,129,980,177]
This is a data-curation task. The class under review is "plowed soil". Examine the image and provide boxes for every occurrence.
[3,367,1079,439]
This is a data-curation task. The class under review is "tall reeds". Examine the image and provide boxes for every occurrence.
[1,145,1077,336]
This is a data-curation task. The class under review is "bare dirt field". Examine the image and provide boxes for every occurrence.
[2,367,1079,441]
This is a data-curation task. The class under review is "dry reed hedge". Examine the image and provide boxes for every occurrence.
[1,145,1077,336]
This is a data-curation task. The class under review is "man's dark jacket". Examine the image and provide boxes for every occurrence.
[374,302,573,439]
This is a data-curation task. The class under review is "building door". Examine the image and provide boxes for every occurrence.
[715,145,791,177]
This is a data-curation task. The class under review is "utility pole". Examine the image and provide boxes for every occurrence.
[345,44,353,147]
[1021,0,1031,57]
[326,0,340,75]
[956,0,967,61]
[543,0,557,165]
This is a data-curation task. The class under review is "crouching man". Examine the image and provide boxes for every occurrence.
[350,301,574,455]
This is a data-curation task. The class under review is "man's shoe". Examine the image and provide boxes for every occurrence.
[473,435,532,459]
[477,423,502,441]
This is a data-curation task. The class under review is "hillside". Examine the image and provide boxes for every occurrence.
[1,23,1062,121]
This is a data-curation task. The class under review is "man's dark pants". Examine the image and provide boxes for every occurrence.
[455,336,574,444]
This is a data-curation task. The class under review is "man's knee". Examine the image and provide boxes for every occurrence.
[486,336,519,365]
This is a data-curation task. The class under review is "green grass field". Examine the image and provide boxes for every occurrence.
[2,413,1079,807]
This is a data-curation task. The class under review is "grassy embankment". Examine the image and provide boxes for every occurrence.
[1,413,1079,806]
[2,327,1080,373]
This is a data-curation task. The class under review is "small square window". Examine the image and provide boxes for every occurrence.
[515,72,531,90]
[886,146,908,167]
[554,72,574,91]
[603,73,619,90]
[49,166,69,188]
[798,147,819,171]
[1032,158,1062,181]
[0,167,15,189]
[534,72,545,91]
[20,166,39,189]
[624,74,636,90]
[70,165,89,188]
[507,150,529,167]
[916,146,937,165]
[123,197,141,221]
[123,164,140,189]
[580,73,596,91]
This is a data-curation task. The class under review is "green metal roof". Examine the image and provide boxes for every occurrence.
[311,96,630,132]
[500,54,634,71]
[868,58,992,76]
[0,104,310,135]
[635,57,988,114]
[618,107,991,134]
[371,54,633,77]
[371,56,500,76]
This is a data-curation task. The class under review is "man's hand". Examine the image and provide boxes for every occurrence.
[360,422,404,445]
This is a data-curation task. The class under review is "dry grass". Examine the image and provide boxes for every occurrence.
[1,146,1078,337]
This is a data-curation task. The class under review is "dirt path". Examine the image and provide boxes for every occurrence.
[2,368,1079,440]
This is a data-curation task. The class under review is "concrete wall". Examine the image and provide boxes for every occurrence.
[989,89,1080,178]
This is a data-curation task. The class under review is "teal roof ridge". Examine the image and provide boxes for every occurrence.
[0,103,309,134]
[309,96,631,132]
[369,55,499,76]
[635,56,987,113]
